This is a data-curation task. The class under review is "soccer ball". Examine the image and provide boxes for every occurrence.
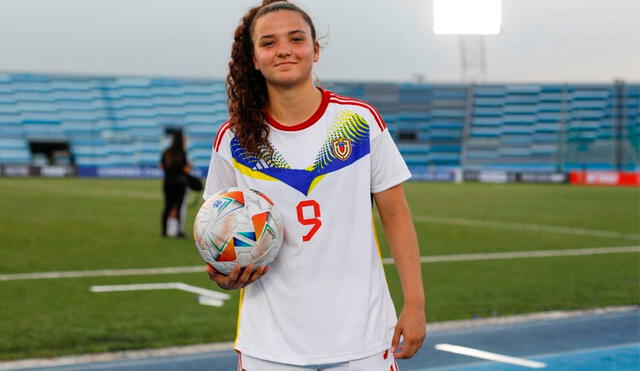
[194,187,284,275]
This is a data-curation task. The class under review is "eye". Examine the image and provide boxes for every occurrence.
[260,41,274,47]
[292,37,304,42]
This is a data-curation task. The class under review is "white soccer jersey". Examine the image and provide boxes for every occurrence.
[204,88,411,366]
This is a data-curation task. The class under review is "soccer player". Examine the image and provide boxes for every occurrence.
[203,1,426,369]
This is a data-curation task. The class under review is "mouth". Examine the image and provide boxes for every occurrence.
[275,62,296,67]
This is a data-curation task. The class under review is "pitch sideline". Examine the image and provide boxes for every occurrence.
[0,246,638,282]
[409,214,640,241]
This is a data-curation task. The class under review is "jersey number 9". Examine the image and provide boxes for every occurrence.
[296,200,321,242]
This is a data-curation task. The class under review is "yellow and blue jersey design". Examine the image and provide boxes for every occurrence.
[230,111,370,196]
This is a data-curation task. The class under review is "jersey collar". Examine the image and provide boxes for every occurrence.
[265,87,330,132]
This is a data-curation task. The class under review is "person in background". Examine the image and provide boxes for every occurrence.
[160,131,190,238]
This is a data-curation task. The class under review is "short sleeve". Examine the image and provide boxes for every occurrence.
[203,147,237,200]
[370,129,411,194]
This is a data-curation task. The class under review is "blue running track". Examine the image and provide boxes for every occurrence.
[9,309,639,371]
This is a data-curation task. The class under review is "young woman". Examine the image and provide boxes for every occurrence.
[203,1,426,369]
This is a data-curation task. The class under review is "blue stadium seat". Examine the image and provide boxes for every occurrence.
[0,149,30,164]
[0,73,637,173]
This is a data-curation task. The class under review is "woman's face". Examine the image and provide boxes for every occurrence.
[252,10,319,88]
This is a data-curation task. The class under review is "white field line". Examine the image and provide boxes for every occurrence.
[411,215,640,241]
[90,283,230,307]
[0,266,203,281]
[435,343,546,368]
[381,246,640,264]
[0,342,236,371]
[0,246,638,282]
[427,305,639,332]
[90,283,230,300]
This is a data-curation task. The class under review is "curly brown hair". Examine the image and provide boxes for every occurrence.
[226,0,317,155]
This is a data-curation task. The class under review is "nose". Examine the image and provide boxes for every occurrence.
[276,49,292,58]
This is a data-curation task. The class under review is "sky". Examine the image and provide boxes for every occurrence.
[0,0,638,83]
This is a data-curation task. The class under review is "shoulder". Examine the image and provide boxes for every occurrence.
[325,90,387,133]
[213,121,233,153]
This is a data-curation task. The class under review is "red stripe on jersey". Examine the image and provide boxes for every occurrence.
[237,351,242,371]
[266,88,331,131]
[214,121,230,152]
[329,92,385,126]
[328,94,386,131]
[383,349,389,360]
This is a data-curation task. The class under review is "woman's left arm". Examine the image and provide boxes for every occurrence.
[373,184,426,359]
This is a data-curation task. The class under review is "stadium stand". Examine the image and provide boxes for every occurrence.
[0,72,637,176]
[326,82,467,169]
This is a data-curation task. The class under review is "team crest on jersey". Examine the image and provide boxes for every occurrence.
[331,138,352,161]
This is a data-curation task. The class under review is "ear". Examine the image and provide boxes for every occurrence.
[313,41,320,63]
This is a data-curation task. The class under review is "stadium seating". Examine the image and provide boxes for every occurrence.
[328,83,466,168]
[0,72,637,173]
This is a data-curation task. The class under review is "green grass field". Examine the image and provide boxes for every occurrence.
[0,178,638,361]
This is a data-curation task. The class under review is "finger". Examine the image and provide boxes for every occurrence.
[391,325,402,355]
[413,341,424,356]
[205,264,217,277]
[246,266,263,283]
[253,266,270,282]
[396,337,422,359]
[248,265,267,284]
[396,344,412,359]
[227,264,242,283]
[238,264,255,285]
[206,265,220,281]
[413,342,424,357]
[207,271,217,281]
[404,341,420,359]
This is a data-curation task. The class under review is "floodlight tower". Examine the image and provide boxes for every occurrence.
[433,0,502,82]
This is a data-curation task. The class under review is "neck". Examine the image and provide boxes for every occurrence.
[266,82,322,127]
